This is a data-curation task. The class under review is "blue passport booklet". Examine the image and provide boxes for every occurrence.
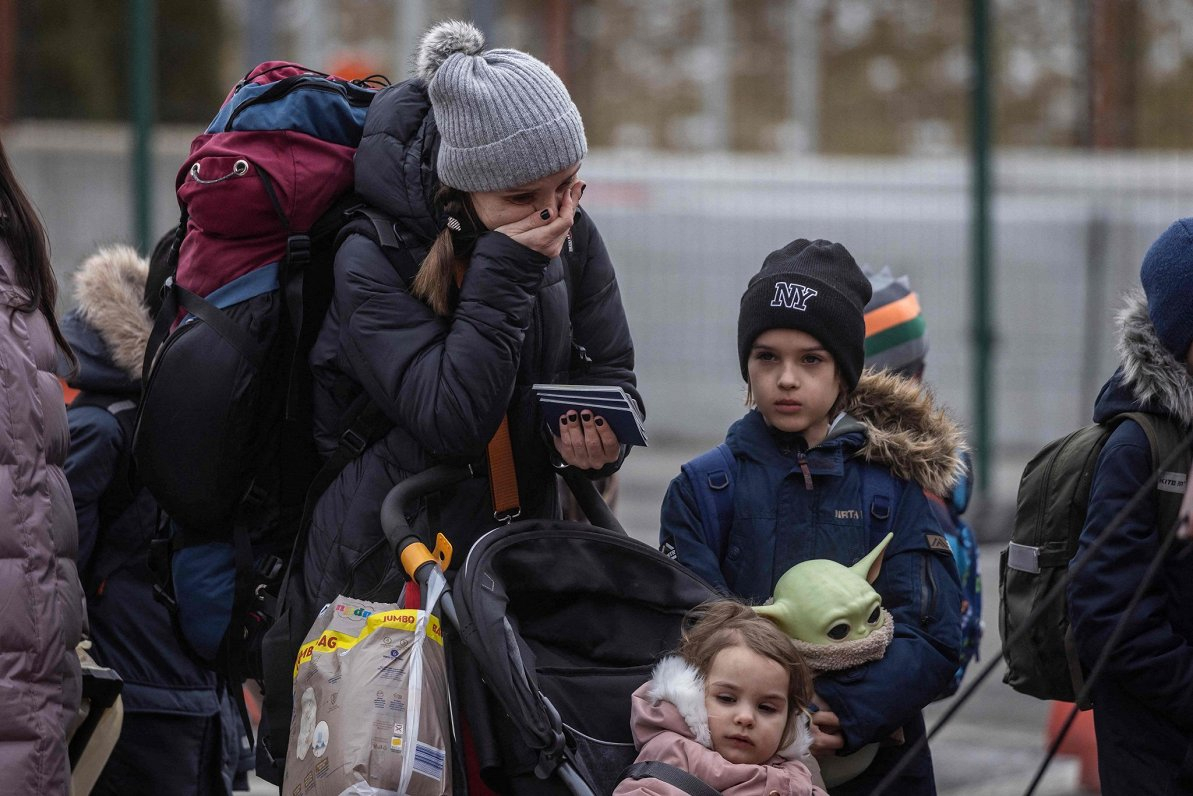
[533,384,648,447]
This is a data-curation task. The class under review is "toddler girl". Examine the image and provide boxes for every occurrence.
[614,600,827,796]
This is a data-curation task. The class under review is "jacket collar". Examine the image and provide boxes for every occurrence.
[1110,289,1193,426]
[67,244,150,387]
[648,656,813,760]
[728,370,965,496]
[353,79,442,247]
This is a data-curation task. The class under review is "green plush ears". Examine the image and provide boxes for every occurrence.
[853,531,894,584]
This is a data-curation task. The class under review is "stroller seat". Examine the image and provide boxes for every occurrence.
[451,518,718,796]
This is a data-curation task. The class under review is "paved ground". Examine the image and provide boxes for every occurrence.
[246,442,1096,795]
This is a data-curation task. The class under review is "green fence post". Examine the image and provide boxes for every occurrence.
[130,0,155,254]
[970,0,994,493]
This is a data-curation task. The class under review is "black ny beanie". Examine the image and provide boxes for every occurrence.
[737,239,873,390]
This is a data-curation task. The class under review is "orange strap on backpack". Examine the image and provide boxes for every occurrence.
[486,416,521,521]
[454,264,521,521]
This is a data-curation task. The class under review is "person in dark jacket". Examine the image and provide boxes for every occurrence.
[862,265,981,699]
[287,19,639,791]
[62,242,243,796]
[1068,218,1193,796]
[660,239,963,796]
[296,18,638,618]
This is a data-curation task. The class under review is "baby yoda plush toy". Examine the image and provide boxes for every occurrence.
[755,532,895,788]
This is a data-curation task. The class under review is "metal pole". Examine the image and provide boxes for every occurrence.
[394,0,429,82]
[0,0,15,124]
[129,0,155,254]
[701,0,731,150]
[472,0,499,44]
[246,0,277,71]
[970,0,993,492]
[788,0,825,152]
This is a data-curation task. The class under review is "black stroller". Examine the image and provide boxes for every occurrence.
[382,465,718,796]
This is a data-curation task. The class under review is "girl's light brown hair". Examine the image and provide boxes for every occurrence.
[680,600,814,750]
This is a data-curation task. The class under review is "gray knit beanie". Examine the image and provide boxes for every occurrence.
[415,20,587,193]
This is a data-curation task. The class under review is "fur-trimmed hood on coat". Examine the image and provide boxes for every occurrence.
[61,245,151,393]
[842,369,967,497]
[637,656,813,761]
[1106,289,1193,426]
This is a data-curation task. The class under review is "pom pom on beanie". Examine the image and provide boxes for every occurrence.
[415,19,586,193]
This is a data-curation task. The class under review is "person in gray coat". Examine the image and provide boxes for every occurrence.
[0,135,85,792]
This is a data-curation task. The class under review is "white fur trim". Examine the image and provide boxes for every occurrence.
[73,244,151,380]
[777,710,815,760]
[415,20,485,83]
[647,657,712,748]
[1117,289,1193,426]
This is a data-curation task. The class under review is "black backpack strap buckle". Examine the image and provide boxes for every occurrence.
[339,426,369,456]
[285,233,312,269]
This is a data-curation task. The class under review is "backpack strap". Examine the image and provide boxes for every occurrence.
[861,461,897,541]
[681,443,737,561]
[1117,412,1191,537]
[619,761,723,796]
[342,206,425,287]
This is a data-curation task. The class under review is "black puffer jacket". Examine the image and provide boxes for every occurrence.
[295,79,640,622]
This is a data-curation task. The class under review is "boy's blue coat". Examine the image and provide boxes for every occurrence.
[661,372,964,796]
[1067,291,1193,795]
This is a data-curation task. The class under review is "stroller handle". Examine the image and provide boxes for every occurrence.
[379,464,473,580]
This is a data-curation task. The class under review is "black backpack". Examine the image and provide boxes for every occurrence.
[999,411,1189,706]
[131,64,389,697]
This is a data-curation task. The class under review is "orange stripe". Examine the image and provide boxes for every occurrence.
[59,378,79,406]
[865,292,922,337]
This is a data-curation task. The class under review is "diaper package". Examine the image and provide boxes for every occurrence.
[282,585,451,796]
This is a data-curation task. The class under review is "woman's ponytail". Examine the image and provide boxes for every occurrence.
[411,187,473,316]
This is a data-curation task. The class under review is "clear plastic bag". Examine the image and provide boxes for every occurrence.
[283,579,451,796]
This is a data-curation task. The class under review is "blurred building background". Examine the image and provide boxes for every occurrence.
[5,0,1193,511]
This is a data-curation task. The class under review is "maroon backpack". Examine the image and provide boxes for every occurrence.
[133,62,387,685]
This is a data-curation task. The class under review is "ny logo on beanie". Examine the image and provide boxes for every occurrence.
[770,282,819,311]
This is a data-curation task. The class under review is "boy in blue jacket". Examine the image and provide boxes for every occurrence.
[660,239,963,795]
[1068,218,1193,796]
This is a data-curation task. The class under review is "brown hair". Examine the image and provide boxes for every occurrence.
[0,137,75,371]
[410,186,473,316]
[680,600,814,750]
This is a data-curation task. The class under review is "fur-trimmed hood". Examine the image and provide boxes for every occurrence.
[842,369,967,497]
[61,244,151,392]
[1100,289,1193,426]
[635,656,813,761]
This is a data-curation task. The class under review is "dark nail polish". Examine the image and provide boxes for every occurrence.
[595,417,605,427]
[581,412,592,422]
[560,415,569,425]
[567,411,578,421]
[540,209,551,220]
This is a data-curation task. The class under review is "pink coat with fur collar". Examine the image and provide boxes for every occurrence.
[613,658,827,796]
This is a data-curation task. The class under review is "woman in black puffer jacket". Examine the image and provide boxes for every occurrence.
[292,20,640,646]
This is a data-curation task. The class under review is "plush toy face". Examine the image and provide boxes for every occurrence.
[756,532,893,645]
